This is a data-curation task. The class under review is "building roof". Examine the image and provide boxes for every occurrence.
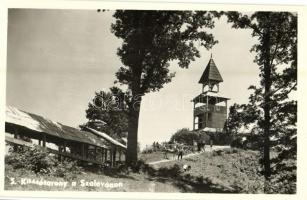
[5,106,110,148]
[199,58,223,85]
[192,92,230,104]
[84,127,126,149]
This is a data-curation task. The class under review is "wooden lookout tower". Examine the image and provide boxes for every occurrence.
[192,55,230,132]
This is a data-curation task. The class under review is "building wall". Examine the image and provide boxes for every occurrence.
[194,105,227,130]
[206,111,227,129]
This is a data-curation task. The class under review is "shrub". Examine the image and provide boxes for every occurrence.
[182,173,191,182]
[170,128,199,146]
[170,164,182,177]
[49,160,83,179]
[5,146,56,174]
[157,164,182,178]
[230,138,244,149]
[209,132,234,145]
[132,160,146,173]
[196,176,204,184]
[5,146,83,179]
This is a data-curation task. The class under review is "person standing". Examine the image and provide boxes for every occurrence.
[177,145,184,160]
[163,144,168,159]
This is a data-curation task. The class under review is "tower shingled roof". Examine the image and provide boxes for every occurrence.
[198,58,223,84]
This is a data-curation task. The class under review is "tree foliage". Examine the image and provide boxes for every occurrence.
[225,11,297,188]
[112,11,218,94]
[226,103,260,134]
[83,87,129,139]
[111,10,219,163]
[170,128,199,145]
[226,103,244,134]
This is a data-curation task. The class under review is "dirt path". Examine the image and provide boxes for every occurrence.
[148,145,230,165]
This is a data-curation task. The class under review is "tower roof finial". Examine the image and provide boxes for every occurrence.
[210,53,213,59]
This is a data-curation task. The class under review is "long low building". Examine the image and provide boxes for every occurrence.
[5,106,126,166]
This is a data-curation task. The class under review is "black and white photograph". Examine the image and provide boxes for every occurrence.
[0,1,304,197]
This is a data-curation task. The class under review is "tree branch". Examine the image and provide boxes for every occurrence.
[269,32,283,67]
[275,82,297,101]
[226,12,263,36]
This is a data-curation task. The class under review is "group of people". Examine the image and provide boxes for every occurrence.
[160,143,189,160]
[152,141,162,151]
[151,139,213,161]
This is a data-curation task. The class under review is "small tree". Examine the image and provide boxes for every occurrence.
[170,128,199,146]
[83,87,129,139]
[225,103,244,134]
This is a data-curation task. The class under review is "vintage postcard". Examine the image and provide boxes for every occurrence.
[0,0,306,199]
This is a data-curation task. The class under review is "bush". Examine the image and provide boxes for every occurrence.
[231,138,244,149]
[170,128,198,146]
[157,164,182,178]
[5,146,83,179]
[209,132,234,145]
[5,146,56,173]
[196,175,204,184]
[49,160,83,179]
[230,135,262,150]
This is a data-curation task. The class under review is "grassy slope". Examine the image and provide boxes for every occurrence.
[4,149,267,193]
[139,151,168,163]
[149,149,265,193]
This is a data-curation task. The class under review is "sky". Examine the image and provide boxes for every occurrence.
[6,9,260,149]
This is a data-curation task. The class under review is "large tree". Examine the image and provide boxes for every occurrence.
[225,11,297,189]
[111,10,219,163]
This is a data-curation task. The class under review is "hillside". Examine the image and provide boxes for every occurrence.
[149,148,264,193]
[5,148,295,193]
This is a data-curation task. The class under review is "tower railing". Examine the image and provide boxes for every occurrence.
[194,104,226,115]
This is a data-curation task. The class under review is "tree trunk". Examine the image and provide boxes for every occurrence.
[126,100,141,165]
[126,62,143,165]
[263,24,272,184]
